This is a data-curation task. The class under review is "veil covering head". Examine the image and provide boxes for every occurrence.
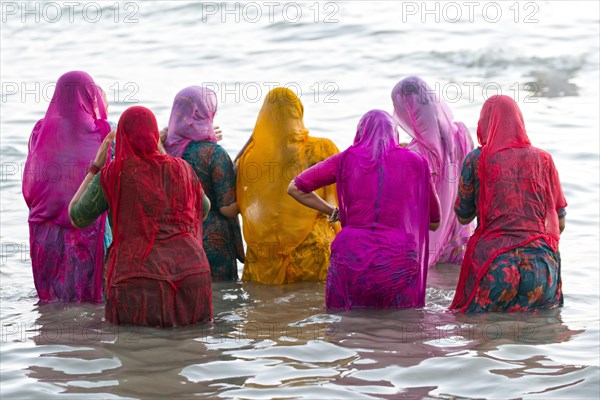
[23,70,111,227]
[391,76,474,266]
[164,86,218,158]
[451,95,567,311]
[348,109,399,170]
[100,106,208,295]
[236,87,338,284]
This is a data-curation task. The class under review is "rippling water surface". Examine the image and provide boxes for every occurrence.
[1,1,599,398]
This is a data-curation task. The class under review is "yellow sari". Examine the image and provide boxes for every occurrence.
[237,88,340,284]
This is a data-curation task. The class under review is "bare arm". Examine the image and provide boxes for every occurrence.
[234,135,252,163]
[202,194,211,221]
[220,202,239,218]
[457,214,476,226]
[559,216,565,234]
[288,181,337,219]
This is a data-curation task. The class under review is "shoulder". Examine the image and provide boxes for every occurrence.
[307,136,340,157]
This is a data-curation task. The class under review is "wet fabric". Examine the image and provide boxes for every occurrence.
[237,87,340,284]
[455,149,565,311]
[295,110,438,310]
[451,95,567,312]
[164,86,218,158]
[182,141,244,280]
[465,239,563,312]
[23,71,111,303]
[100,106,212,326]
[392,76,475,266]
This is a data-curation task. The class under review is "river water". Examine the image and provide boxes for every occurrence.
[1,1,599,398]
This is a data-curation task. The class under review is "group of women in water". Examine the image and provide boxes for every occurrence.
[22,70,567,327]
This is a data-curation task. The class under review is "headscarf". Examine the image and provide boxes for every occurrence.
[451,95,567,311]
[164,86,217,157]
[391,76,474,266]
[236,87,338,284]
[348,109,399,170]
[392,76,473,177]
[100,106,207,291]
[23,71,111,227]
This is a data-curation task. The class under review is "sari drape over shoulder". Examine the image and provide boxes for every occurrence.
[23,71,111,303]
[450,95,567,312]
[165,86,244,280]
[237,88,340,284]
[295,110,438,310]
[101,106,212,326]
[392,77,474,266]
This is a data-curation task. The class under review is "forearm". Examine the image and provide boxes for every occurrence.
[559,217,565,234]
[288,181,335,216]
[220,202,239,218]
[68,172,95,223]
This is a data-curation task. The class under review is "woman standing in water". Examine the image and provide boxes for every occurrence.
[392,76,474,266]
[236,87,340,284]
[69,106,212,327]
[23,71,112,303]
[289,110,440,310]
[165,86,244,280]
[452,95,567,312]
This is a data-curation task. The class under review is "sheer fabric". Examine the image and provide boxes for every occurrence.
[237,88,340,284]
[164,86,218,158]
[392,76,474,266]
[450,95,567,312]
[23,71,111,302]
[100,106,212,326]
[295,110,436,309]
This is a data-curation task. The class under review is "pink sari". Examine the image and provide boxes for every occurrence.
[295,110,439,310]
[392,76,474,266]
[22,71,111,303]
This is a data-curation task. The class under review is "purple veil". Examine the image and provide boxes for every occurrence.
[23,71,111,302]
[164,86,217,158]
[392,76,474,266]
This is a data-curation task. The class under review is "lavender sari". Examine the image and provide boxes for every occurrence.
[22,71,111,302]
[294,110,438,310]
[392,76,475,266]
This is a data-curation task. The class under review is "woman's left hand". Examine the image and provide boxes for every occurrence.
[214,125,223,141]
[328,207,340,223]
[94,132,116,168]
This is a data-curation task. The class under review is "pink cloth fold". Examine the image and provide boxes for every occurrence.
[392,76,475,266]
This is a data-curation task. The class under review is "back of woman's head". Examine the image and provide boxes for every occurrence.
[352,110,399,167]
[117,106,159,157]
[253,87,307,144]
[51,71,107,121]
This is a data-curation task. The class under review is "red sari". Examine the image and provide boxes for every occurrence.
[451,95,567,312]
[100,106,212,327]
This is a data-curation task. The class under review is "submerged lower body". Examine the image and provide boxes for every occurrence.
[105,272,213,327]
[326,227,427,310]
[462,240,563,312]
[242,217,334,284]
[202,212,243,281]
[29,221,105,303]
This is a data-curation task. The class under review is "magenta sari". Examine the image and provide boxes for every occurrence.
[392,76,475,266]
[22,71,111,303]
[294,110,439,310]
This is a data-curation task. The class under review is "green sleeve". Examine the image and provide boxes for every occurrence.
[70,174,109,228]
